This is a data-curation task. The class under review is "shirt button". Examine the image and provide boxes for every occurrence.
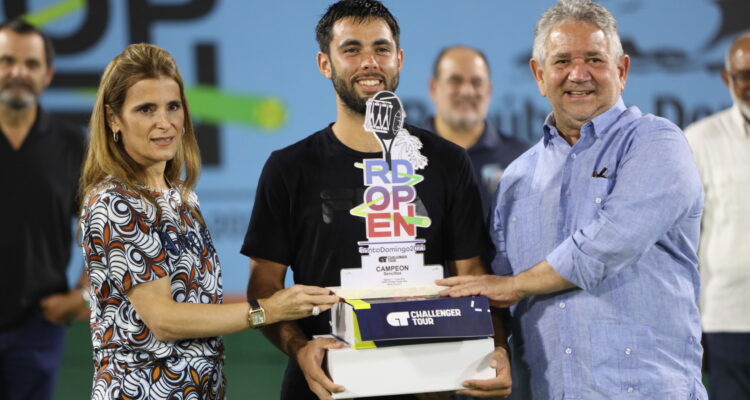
[627,387,634,393]
[511,216,517,222]
[624,347,632,355]
[559,302,566,309]
[595,197,602,204]
[688,336,695,343]
[571,153,577,159]
[564,347,572,355]
[566,190,571,196]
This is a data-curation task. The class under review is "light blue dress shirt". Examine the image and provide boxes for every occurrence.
[492,99,707,399]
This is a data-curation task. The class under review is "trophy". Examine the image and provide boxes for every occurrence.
[324,91,496,399]
[364,91,404,169]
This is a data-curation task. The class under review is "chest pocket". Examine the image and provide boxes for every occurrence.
[575,177,611,227]
[503,193,542,272]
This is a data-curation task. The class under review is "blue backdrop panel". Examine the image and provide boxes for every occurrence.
[3,0,745,295]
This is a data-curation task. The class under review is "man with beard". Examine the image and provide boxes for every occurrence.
[0,19,87,400]
[424,46,527,219]
[241,1,511,399]
[684,32,750,400]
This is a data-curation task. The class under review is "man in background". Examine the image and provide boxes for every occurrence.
[684,32,750,400]
[425,46,527,218]
[0,18,87,400]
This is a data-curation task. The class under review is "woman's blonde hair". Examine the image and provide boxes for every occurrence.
[79,43,203,224]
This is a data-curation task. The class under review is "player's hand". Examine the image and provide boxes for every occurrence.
[261,284,341,324]
[437,275,523,307]
[295,337,346,399]
[457,346,512,398]
[39,289,88,325]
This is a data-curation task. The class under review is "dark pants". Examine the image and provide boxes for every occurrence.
[705,332,750,400]
[0,312,67,400]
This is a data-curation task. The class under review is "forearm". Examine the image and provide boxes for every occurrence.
[39,267,90,324]
[259,320,310,360]
[512,259,575,298]
[148,301,251,341]
[247,257,312,359]
[451,256,488,277]
[491,308,509,351]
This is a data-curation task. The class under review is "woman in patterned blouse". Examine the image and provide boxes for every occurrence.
[78,43,339,400]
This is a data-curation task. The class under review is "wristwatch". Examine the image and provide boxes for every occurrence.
[248,299,266,328]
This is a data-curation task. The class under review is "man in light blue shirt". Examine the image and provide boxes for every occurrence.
[439,0,707,398]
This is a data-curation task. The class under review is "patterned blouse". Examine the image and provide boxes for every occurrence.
[81,179,225,399]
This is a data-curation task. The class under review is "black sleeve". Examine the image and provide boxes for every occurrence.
[443,148,494,261]
[240,153,293,266]
[69,125,87,215]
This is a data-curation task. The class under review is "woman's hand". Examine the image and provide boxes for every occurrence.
[259,284,341,324]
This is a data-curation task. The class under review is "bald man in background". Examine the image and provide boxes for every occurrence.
[424,46,527,219]
[684,32,750,400]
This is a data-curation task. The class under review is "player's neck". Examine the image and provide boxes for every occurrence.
[332,102,382,153]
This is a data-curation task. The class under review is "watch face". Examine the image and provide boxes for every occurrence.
[251,310,265,326]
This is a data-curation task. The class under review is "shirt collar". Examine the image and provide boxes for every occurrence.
[424,115,496,150]
[472,119,499,150]
[32,106,50,133]
[543,97,627,147]
[424,117,439,138]
[730,102,750,137]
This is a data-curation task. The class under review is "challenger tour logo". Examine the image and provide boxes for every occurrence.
[386,309,463,326]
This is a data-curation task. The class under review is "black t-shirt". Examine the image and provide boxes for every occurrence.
[242,123,491,336]
[242,123,491,399]
[0,110,85,329]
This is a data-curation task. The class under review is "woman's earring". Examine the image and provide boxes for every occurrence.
[113,130,120,143]
[182,127,186,135]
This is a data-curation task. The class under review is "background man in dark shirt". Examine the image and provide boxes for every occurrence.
[0,18,87,400]
[424,46,527,218]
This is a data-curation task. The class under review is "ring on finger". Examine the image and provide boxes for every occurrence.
[311,305,321,316]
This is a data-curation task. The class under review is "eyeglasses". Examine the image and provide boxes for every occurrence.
[728,70,750,85]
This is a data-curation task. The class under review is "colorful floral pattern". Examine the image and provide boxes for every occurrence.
[81,179,225,399]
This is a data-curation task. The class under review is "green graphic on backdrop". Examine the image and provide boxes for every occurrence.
[23,0,84,27]
[24,0,288,131]
[187,86,287,131]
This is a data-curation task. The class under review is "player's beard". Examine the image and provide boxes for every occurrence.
[331,64,399,115]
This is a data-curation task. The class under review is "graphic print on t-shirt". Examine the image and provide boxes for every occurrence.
[343,91,441,287]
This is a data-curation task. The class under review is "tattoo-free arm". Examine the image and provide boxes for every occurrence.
[247,257,344,399]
